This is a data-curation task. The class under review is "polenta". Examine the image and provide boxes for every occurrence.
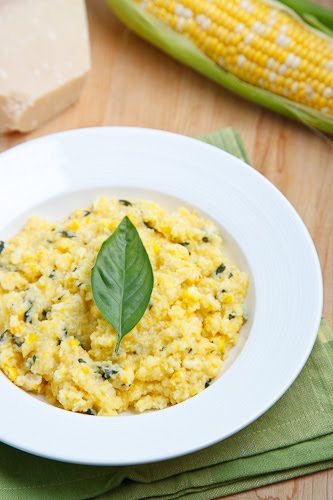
[0,198,248,415]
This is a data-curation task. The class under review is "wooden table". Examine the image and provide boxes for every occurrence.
[1,1,332,498]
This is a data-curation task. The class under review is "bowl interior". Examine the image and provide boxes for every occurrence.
[0,186,255,413]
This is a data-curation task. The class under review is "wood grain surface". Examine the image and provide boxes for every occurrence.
[0,1,332,498]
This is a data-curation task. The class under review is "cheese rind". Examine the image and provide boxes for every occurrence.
[0,0,91,133]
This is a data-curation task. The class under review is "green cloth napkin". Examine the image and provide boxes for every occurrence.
[1,128,332,500]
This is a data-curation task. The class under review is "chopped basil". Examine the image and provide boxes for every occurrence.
[221,289,226,293]
[119,199,132,206]
[40,308,49,321]
[83,210,91,217]
[205,379,212,388]
[24,301,33,323]
[60,230,76,238]
[229,313,236,320]
[14,337,24,347]
[179,242,190,247]
[97,365,118,380]
[202,236,209,243]
[144,221,157,231]
[188,348,193,353]
[78,358,86,364]
[49,270,56,279]
[58,328,67,345]
[26,355,38,369]
[85,409,96,416]
[229,272,233,278]
[0,330,9,342]
[215,263,226,275]
[38,309,51,321]
[58,329,68,345]
[0,241,4,254]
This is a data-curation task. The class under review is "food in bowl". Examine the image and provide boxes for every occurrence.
[0,198,248,415]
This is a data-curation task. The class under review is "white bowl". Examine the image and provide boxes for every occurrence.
[0,127,322,465]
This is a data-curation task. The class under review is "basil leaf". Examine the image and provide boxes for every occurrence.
[91,216,154,352]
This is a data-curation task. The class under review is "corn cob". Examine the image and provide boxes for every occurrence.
[108,0,333,133]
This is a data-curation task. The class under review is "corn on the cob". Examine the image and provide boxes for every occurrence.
[138,0,333,116]
[108,0,333,132]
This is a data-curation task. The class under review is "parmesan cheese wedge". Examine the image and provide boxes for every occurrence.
[0,0,91,133]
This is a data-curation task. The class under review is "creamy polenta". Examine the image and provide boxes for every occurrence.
[0,198,248,415]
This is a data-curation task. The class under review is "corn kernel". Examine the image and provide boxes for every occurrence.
[67,220,80,231]
[6,366,18,381]
[223,293,234,304]
[152,243,160,254]
[26,333,37,344]
[68,338,79,347]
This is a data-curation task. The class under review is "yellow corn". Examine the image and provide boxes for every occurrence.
[26,333,37,345]
[68,338,79,347]
[136,0,333,115]
[5,365,18,381]
[66,220,80,231]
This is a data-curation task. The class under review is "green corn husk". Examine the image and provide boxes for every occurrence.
[278,0,333,35]
[107,0,333,134]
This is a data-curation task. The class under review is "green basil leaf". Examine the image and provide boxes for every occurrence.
[91,216,154,352]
